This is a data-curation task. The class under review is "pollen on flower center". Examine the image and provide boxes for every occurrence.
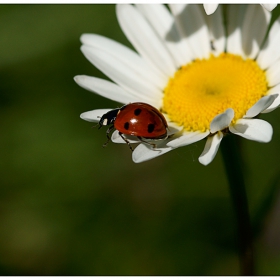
[163,53,268,132]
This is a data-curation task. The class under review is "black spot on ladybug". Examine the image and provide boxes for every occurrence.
[124,122,130,130]
[134,108,142,116]
[147,123,155,133]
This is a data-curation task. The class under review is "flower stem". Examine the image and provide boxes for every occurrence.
[220,135,254,276]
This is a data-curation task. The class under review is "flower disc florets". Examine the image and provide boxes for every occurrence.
[163,53,268,132]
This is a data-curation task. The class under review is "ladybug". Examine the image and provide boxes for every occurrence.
[97,102,168,151]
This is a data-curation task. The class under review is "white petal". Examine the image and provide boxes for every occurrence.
[166,125,183,136]
[116,4,177,78]
[135,4,192,67]
[257,16,280,69]
[263,99,280,113]
[81,46,163,106]
[74,75,155,105]
[210,108,234,133]
[132,142,174,163]
[81,33,165,89]
[229,119,273,143]
[80,109,111,122]
[167,130,210,148]
[111,130,140,144]
[244,94,278,118]
[198,131,223,166]
[261,3,277,11]
[227,4,247,57]
[203,4,219,15]
[266,58,280,87]
[204,5,226,55]
[263,85,280,113]
[241,4,271,59]
[169,4,211,60]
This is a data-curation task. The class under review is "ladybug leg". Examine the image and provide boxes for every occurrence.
[137,137,157,149]
[119,132,134,152]
[103,125,115,148]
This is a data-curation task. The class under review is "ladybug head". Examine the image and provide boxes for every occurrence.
[98,108,120,128]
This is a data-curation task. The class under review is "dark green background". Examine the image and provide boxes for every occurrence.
[1,4,280,275]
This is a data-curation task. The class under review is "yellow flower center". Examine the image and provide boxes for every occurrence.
[163,53,268,132]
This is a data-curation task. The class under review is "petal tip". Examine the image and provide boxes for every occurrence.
[80,113,86,120]
[203,4,219,15]
[74,75,81,83]
[198,157,210,166]
[210,108,234,133]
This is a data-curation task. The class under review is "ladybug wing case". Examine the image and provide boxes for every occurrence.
[114,104,167,139]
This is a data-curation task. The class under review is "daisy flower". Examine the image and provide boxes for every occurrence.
[76,4,280,165]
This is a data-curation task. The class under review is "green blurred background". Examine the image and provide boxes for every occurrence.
[1,4,280,276]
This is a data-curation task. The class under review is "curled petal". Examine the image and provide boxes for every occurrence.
[166,125,183,136]
[210,108,234,133]
[132,142,174,163]
[198,131,223,166]
[244,94,279,118]
[203,4,219,15]
[80,109,111,122]
[262,84,280,113]
[167,130,209,148]
[111,130,140,144]
[229,119,273,143]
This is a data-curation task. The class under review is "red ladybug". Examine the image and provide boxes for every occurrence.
[97,102,168,150]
